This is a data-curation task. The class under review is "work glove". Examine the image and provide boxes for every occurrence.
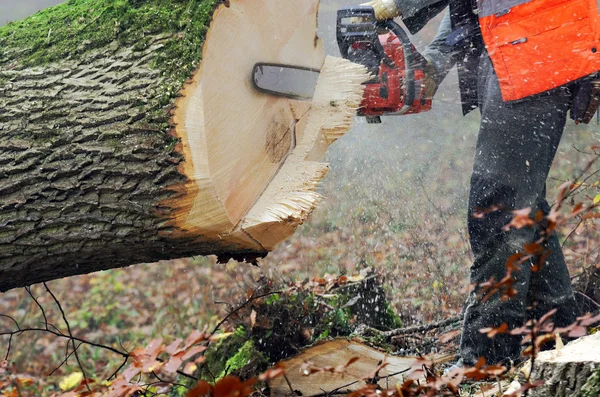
[361,0,400,20]
[571,77,600,124]
[423,57,439,100]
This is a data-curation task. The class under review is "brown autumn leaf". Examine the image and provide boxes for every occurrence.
[258,365,285,381]
[479,323,509,338]
[105,377,143,397]
[345,356,360,368]
[186,380,211,397]
[183,330,209,350]
[163,351,185,374]
[212,375,256,397]
[523,242,541,255]
[439,329,461,344]
[165,339,183,355]
[503,208,534,230]
[580,312,600,326]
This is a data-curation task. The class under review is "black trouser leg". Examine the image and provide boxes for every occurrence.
[459,57,578,365]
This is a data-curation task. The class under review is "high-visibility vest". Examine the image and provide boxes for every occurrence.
[478,0,600,101]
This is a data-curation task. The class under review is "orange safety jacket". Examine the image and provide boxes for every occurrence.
[478,0,600,101]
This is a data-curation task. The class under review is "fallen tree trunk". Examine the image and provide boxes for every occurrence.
[0,0,368,291]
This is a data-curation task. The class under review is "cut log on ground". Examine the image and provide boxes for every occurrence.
[270,339,452,396]
[528,332,600,397]
[0,0,369,291]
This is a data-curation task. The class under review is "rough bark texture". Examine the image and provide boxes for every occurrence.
[0,0,255,291]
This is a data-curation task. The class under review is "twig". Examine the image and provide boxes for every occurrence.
[282,373,295,395]
[49,342,83,376]
[561,218,584,248]
[0,326,128,356]
[208,290,282,340]
[151,370,189,389]
[25,286,48,330]
[308,379,360,397]
[575,291,600,310]
[109,356,130,380]
[0,313,20,330]
[360,315,463,340]
[44,282,90,391]
[5,334,12,361]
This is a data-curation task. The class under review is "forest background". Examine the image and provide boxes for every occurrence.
[1,0,599,394]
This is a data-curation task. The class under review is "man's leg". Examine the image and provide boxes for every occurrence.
[460,56,577,365]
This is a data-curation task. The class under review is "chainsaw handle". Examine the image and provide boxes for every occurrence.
[381,19,416,112]
[336,6,392,66]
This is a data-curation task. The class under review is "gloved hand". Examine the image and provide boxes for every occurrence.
[571,77,600,124]
[423,57,439,100]
[361,0,400,20]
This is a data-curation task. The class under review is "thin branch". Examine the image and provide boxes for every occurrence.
[48,342,83,376]
[0,326,128,357]
[308,379,360,397]
[25,286,48,330]
[575,291,600,310]
[282,373,295,395]
[359,315,463,340]
[208,290,282,340]
[151,370,189,390]
[0,314,20,330]
[5,334,12,361]
[109,356,130,380]
[562,218,584,248]
[43,282,90,391]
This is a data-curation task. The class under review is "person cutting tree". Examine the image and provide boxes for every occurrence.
[357,0,600,367]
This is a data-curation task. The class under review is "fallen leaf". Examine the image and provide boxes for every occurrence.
[59,372,83,391]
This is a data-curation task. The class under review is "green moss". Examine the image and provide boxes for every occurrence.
[201,328,248,381]
[0,0,219,132]
[0,0,218,69]
[218,340,267,379]
[382,300,403,329]
[582,366,600,397]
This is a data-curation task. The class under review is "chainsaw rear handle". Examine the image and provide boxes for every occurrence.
[382,19,416,115]
[336,6,391,66]
[336,7,417,115]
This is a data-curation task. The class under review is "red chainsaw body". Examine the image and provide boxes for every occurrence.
[356,33,432,117]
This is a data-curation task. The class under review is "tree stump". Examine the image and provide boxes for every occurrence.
[529,332,600,397]
[0,0,369,291]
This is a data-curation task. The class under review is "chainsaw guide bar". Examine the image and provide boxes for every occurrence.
[251,63,321,101]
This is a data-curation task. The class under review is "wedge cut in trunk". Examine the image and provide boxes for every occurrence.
[0,0,369,291]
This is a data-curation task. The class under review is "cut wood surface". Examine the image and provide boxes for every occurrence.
[270,339,451,396]
[0,0,369,291]
[528,332,600,397]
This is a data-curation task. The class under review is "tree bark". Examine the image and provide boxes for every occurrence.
[0,0,368,291]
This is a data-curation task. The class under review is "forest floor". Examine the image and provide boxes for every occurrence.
[1,111,600,396]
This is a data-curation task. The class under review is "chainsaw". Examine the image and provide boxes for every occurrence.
[252,6,432,124]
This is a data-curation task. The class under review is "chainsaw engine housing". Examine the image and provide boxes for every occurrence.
[337,7,432,123]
